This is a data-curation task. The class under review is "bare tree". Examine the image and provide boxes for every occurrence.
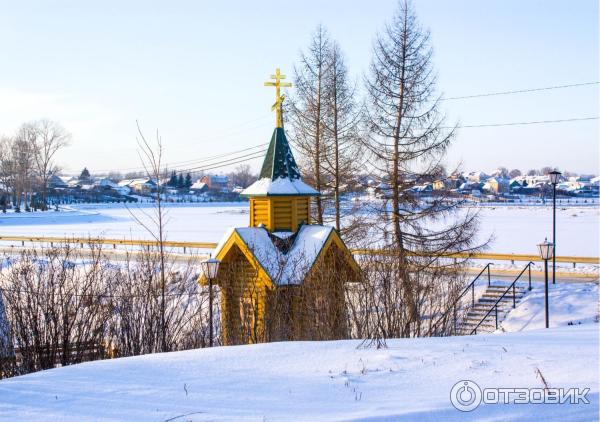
[11,125,36,211]
[363,0,483,337]
[0,137,16,211]
[128,122,169,352]
[509,168,522,178]
[540,166,558,175]
[229,164,256,188]
[30,120,71,210]
[288,25,331,224]
[495,166,509,179]
[322,41,364,235]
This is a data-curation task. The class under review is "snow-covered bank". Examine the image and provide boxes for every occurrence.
[502,282,599,331]
[0,203,598,256]
[0,325,597,421]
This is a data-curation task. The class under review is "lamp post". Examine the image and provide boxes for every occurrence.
[548,170,561,285]
[201,258,221,347]
[537,239,554,329]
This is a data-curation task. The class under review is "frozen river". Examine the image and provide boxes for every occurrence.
[0,202,597,256]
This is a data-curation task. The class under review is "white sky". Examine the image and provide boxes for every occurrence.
[0,0,597,175]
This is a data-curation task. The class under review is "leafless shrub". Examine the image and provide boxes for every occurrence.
[0,244,112,375]
[107,249,208,355]
[0,242,213,378]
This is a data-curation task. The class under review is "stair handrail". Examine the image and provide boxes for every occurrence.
[428,263,493,336]
[469,261,534,335]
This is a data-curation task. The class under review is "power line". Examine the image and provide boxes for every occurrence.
[177,150,267,173]
[97,143,268,174]
[94,81,597,173]
[174,149,267,173]
[441,81,598,101]
[164,144,267,171]
[105,116,597,174]
[454,116,598,129]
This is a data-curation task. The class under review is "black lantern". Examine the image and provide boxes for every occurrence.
[549,170,561,185]
[537,238,554,329]
[201,258,221,346]
[537,239,554,260]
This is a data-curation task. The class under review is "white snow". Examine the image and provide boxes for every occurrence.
[473,205,600,256]
[501,282,599,332]
[0,325,597,421]
[241,177,320,196]
[216,225,334,284]
[0,203,597,256]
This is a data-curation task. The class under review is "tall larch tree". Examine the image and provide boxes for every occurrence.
[322,41,363,234]
[288,25,331,225]
[364,0,482,337]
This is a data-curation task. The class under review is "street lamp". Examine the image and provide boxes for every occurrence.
[201,258,221,347]
[549,170,561,285]
[537,239,554,329]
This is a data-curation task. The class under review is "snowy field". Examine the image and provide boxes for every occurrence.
[0,325,596,421]
[0,202,598,256]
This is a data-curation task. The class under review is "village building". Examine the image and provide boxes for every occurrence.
[199,68,361,345]
[200,175,229,192]
[482,177,509,194]
[117,178,156,195]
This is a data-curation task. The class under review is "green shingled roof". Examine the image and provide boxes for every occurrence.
[259,128,302,180]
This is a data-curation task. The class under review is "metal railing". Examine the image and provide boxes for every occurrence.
[428,263,493,336]
[470,262,534,335]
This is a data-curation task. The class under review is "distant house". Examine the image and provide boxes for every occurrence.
[465,171,489,183]
[432,179,445,190]
[483,177,509,194]
[94,178,119,189]
[409,184,433,194]
[190,180,208,194]
[48,174,68,189]
[509,179,526,191]
[115,186,131,196]
[433,178,460,190]
[65,176,81,188]
[118,178,157,195]
[201,175,229,192]
[458,181,482,193]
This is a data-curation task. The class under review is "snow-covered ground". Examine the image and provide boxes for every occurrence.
[0,235,597,421]
[502,282,599,331]
[0,325,596,421]
[0,202,598,256]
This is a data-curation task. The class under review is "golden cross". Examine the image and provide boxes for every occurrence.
[264,68,292,128]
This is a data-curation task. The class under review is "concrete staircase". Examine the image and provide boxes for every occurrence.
[459,284,529,335]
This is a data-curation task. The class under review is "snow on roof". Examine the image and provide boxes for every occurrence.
[213,225,334,285]
[271,231,295,240]
[241,177,319,197]
[190,181,207,190]
[118,178,154,187]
